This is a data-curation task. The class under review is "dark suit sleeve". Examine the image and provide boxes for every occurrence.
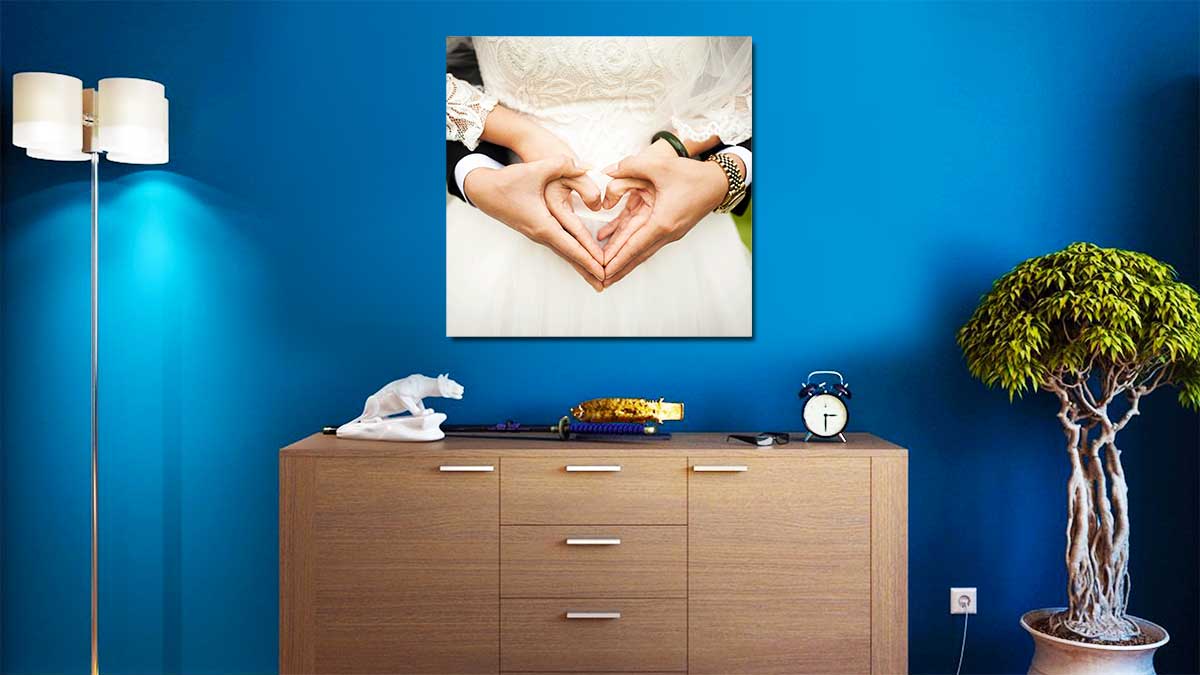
[697,137,753,217]
[446,140,512,202]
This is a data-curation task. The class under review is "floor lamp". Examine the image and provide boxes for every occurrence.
[12,72,169,675]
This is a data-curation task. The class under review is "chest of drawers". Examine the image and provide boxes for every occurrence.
[280,433,907,674]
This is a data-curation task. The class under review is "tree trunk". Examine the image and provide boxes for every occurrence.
[1102,439,1135,631]
[1049,414,1140,641]
[1056,436,1100,634]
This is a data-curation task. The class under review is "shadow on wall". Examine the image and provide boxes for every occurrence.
[866,75,1200,674]
[1105,75,1200,255]
[844,247,1061,673]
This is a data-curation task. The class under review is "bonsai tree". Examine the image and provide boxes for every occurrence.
[957,242,1200,642]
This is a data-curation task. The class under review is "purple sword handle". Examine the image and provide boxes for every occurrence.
[568,422,649,435]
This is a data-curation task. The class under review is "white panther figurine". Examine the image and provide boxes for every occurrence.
[338,373,465,442]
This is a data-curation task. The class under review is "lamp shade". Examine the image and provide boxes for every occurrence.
[12,72,84,153]
[27,147,90,162]
[106,98,168,165]
[96,77,166,157]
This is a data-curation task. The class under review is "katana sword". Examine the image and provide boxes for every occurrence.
[444,416,663,440]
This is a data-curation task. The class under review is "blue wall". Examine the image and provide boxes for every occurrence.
[2,2,1197,673]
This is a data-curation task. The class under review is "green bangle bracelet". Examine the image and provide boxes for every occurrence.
[651,131,689,158]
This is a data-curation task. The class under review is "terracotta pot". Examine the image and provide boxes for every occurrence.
[1021,608,1170,675]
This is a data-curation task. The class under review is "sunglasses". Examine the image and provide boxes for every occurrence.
[725,432,791,447]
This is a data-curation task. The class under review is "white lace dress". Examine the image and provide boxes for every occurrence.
[446,37,752,337]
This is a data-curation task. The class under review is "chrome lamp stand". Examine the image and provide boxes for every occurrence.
[90,151,100,675]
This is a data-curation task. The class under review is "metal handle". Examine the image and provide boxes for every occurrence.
[565,465,621,472]
[806,370,845,385]
[566,538,621,545]
[566,612,621,619]
[692,465,749,472]
[439,465,495,472]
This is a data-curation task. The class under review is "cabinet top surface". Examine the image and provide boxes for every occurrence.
[281,431,907,458]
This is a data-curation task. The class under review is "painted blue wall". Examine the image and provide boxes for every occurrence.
[1,2,1196,673]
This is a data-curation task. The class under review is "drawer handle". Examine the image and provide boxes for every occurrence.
[438,465,495,472]
[566,538,621,545]
[565,465,621,472]
[566,612,621,619]
[692,465,749,472]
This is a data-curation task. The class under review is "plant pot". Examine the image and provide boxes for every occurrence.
[1021,608,1170,675]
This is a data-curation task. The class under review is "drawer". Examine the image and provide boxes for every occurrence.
[501,599,687,672]
[501,526,686,598]
[500,458,686,524]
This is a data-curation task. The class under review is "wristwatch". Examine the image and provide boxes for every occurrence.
[707,153,747,214]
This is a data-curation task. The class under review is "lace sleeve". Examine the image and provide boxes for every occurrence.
[446,73,497,151]
[672,90,752,146]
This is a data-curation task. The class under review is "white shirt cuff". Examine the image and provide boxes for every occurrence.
[454,153,505,206]
[718,146,753,187]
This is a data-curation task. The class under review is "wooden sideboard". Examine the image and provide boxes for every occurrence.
[280,432,908,675]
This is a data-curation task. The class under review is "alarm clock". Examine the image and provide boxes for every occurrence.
[798,370,851,442]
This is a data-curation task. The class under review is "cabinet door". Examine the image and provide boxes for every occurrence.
[281,456,499,674]
[688,458,871,674]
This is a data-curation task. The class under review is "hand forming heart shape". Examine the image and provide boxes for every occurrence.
[595,141,732,288]
[463,156,608,292]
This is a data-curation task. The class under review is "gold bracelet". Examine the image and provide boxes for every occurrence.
[707,153,747,214]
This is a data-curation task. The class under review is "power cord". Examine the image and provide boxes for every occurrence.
[955,612,969,675]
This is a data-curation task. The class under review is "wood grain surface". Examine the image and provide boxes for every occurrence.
[279,435,908,674]
[311,456,499,674]
[688,458,872,674]
[500,457,687,525]
[279,456,317,674]
[872,456,909,675]
[282,432,907,458]
[501,525,686,598]
[501,599,687,672]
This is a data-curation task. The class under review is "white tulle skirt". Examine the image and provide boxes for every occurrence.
[445,195,752,337]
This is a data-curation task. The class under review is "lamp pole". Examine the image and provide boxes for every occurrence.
[90,150,100,675]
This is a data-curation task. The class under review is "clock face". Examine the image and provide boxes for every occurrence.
[803,393,848,438]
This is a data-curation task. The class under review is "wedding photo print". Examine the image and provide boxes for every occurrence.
[445,36,753,337]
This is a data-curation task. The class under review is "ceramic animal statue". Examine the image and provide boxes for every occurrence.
[338,373,465,442]
[571,397,684,424]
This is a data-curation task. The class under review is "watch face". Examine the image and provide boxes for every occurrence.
[803,393,848,437]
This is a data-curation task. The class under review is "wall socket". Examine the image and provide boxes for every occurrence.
[950,587,977,614]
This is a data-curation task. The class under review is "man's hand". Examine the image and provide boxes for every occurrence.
[600,141,732,287]
[465,157,606,291]
[596,184,654,266]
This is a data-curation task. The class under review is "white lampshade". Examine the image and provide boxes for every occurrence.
[106,98,168,165]
[12,72,84,153]
[96,77,166,156]
[27,147,90,162]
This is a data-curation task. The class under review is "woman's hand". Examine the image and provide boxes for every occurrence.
[509,123,576,165]
[480,105,573,163]
[600,140,734,287]
[477,106,606,270]
[464,157,606,291]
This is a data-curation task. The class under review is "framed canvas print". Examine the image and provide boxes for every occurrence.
[445,36,753,337]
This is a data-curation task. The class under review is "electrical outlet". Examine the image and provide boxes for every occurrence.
[950,587,977,614]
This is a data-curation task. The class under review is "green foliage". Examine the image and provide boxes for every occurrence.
[957,243,1200,407]
[732,199,752,251]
